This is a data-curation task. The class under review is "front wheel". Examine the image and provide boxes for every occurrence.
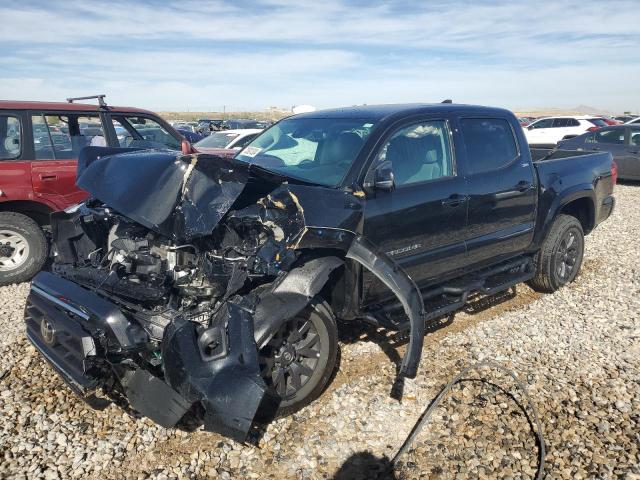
[0,212,48,286]
[258,299,338,417]
[529,214,584,293]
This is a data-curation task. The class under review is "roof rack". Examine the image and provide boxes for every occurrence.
[441,99,453,104]
[66,94,107,107]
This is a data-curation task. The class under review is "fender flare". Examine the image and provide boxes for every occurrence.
[253,256,344,347]
[534,184,595,247]
[346,235,425,379]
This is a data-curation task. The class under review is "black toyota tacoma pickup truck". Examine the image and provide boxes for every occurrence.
[24,104,616,442]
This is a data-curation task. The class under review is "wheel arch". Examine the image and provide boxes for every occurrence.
[559,197,594,234]
[535,186,595,249]
[0,200,54,226]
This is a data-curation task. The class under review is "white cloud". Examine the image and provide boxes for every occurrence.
[0,0,638,111]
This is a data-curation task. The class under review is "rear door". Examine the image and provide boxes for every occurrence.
[28,112,107,209]
[458,116,537,267]
[552,118,575,142]
[362,116,468,304]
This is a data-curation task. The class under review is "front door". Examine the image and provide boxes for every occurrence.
[362,118,468,305]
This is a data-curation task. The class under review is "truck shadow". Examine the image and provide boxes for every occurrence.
[333,451,397,479]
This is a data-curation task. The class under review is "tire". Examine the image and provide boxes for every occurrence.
[0,212,48,286]
[529,214,584,293]
[258,299,338,417]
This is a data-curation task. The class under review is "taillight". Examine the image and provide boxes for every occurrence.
[587,126,600,132]
[611,161,618,186]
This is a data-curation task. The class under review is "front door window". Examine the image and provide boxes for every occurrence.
[114,116,181,150]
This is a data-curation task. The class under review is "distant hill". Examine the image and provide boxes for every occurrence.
[514,105,619,117]
[573,105,616,115]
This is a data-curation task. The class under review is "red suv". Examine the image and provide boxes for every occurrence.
[0,95,185,286]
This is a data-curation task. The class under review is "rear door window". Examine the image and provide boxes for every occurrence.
[553,118,570,128]
[0,115,21,159]
[32,114,104,159]
[627,130,640,147]
[460,118,519,175]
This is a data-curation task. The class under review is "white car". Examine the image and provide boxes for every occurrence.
[625,117,640,125]
[194,129,263,153]
[524,116,608,147]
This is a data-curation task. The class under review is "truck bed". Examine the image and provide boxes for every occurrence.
[532,148,615,236]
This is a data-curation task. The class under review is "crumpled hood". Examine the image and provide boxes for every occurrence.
[76,147,364,243]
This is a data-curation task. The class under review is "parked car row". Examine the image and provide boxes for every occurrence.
[195,118,272,136]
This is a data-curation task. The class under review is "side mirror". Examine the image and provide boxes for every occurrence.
[181,138,193,155]
[527,125,534,130]
[374,161,395,191]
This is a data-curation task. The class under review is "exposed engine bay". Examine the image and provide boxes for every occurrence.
[24,148,425,442]
[51,189,302,342]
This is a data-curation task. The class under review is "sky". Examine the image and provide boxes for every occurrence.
[1,0,639,113]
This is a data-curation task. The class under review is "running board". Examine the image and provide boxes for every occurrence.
[365,256,535,331]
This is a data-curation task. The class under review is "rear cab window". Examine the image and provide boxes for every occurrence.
[0,115,22,159]
[459,118,519,175]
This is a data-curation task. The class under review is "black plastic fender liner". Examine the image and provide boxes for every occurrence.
[345,235,425,378]
[162,301,268,443]
[123,369,192,429]
[252,256,344,348]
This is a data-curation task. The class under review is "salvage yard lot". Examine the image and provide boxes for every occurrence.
[1,184,639,479]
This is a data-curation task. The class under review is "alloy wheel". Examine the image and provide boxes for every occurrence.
[0,230,30,272]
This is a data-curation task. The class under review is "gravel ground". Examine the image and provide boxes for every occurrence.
[1,184,639,480]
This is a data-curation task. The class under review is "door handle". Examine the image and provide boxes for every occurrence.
[515,181,534,192]
[442,194,468,207]
[39,174,58,181]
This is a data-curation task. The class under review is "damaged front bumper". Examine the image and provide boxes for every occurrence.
[25,271,269,443]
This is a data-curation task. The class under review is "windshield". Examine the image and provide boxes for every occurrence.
[235,117,376,186]
[196,132,240,148]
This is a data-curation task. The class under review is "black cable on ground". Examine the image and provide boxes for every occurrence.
[391,360,546,480]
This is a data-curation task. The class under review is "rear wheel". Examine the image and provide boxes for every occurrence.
[529,214,584,293]
[258,299,338,416]
[0,212,48,286]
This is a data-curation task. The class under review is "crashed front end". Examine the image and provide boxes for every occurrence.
[24,148,425,442]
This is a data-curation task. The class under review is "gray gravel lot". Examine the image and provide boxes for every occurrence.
[1,184,638,479]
